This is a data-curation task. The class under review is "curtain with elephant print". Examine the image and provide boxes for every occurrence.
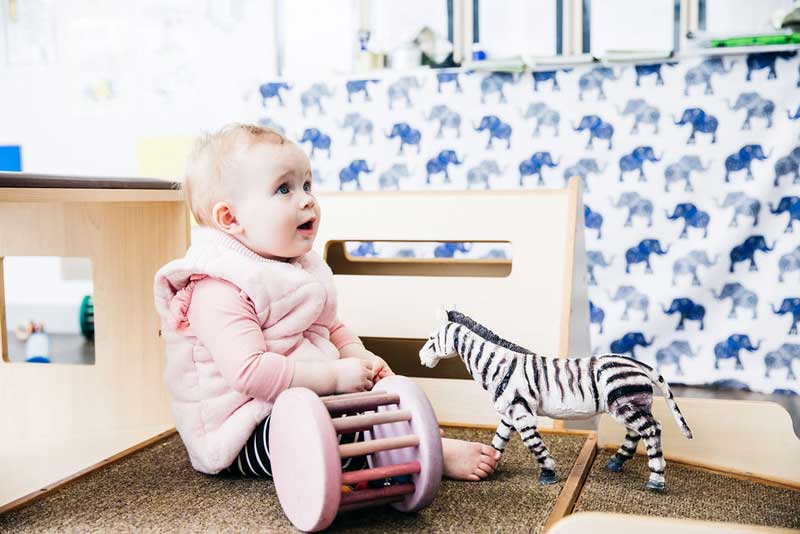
[256,47,800,395]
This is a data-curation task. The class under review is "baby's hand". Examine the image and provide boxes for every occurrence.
[339,344,395,383]
[332,358,374,393]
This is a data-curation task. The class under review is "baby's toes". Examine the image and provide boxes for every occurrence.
[480,444,502,460]
[478,461,495,475]
[480,453,498,470]
[474,466,491,479]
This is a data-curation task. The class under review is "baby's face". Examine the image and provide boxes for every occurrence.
[231,141,320,261]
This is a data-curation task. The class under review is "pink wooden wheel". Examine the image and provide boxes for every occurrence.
[270,388,342,532]
[270,377,443,531]
[369,375,443,512]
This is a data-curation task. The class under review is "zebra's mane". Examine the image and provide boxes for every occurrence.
[446,311,535,355]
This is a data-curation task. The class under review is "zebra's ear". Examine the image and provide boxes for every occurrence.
[436,307,450,323]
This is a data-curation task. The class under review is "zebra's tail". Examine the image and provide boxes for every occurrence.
[631,360,693,439]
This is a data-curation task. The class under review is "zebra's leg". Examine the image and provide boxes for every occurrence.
[606,429,640,472]
[610,405,667,491]
[491,417,514,454]
[511,408,557,485]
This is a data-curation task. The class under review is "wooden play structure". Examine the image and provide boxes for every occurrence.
[1,175,798,533]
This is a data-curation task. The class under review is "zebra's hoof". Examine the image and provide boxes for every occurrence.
[645,480,666,492]
[606,458,624,472]
[538,469,557,485]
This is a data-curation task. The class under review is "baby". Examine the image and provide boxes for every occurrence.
[154,123,499,481]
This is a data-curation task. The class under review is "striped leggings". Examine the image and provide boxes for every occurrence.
[226,414,367,477]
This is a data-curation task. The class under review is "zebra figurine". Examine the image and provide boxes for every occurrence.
[419,309,693,491]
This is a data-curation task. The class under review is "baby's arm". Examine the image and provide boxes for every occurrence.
[187,278,372,398]
[329,318,394,381]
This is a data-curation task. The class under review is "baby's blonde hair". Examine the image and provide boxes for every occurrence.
[183,123,287,226]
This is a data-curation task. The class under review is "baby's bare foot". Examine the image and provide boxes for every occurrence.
[441,437,502,481]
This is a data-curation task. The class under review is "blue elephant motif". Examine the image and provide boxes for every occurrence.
[618,99,660,135]
[378,164,411,190]
[574,115,614,150]
[587,250,613,286]
[745,50,798,81]
[715,192,760,227]
[714,334,760,370]
[674,108,718,145]
[259,82,290,107]
[662,298,705,331]
[729,235,774,273]
[340,113,374,145]
[298,128,331,159]
[611,192,653,228]
[521,103,560,137]
[725,144,770,182]
[790,105,800,121]
[684,57,733,95]
[618,146,661,182]
[351,242,378,257]
[608,285,649,321]
[426,150,463,184]
[386,122,422,155]
[634,62,676,86]
[564,158,605,192]
[339,159,373,190]
[764,344,800,379]
[655,340,697,376]
[666,202,710,239]
[426,105,462,138]
[727,91,775,129]
[345,79,379,102]
[434,242,470,258]
[673,250,717,286]
[300,83,333,116]
[436,72,462,93]
[772,298,800,335]
[532,69,569,92]
[482,249,508,259]
[769,196,800,234]
[519,152,559,186]
[467,160,503,189]
[578,66,617,100]
[609,332,653,360]
[664,156,709,192]
[589,301,605,334]
[480,72,515,104]
[396,248,416,258]
[584,204,604,239]
[711,282,758,319]
[774,147,800,187]
[387,76,422,109]
[475,115,512,149]
[625,239,670,274]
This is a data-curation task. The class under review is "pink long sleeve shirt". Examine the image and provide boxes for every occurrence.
[153,228,361,474]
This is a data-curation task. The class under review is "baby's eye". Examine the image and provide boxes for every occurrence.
[277,183,290,195]
[303,181,312,192]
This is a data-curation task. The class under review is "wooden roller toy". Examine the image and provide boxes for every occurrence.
[269,375,444,532]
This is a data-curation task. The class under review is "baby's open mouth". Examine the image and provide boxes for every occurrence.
[298,220,314,231]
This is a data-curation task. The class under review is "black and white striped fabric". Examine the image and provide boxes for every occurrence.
[419,309,693,491]
[226,414,368,478]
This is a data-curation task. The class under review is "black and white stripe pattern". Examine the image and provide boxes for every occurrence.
[419,310,693,491]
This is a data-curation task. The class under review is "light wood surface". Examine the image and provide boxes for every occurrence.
[0,192,189,507]
[316,178,588,427]
[0,188,184,203]
[549,512,800,534]
[598,397,800,487]
[543,434,598,532]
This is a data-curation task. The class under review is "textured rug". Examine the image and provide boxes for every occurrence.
[0,427,587,533]
[574,449,800,530]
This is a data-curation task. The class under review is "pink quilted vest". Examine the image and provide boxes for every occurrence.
[153,228,340,473]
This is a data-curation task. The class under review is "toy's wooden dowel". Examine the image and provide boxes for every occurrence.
[320,390,384,403]
[339,434,420,458]
[339,483,415,507]
[332,410,412,434]
[325,393,400,416]
[341,461,421,485]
